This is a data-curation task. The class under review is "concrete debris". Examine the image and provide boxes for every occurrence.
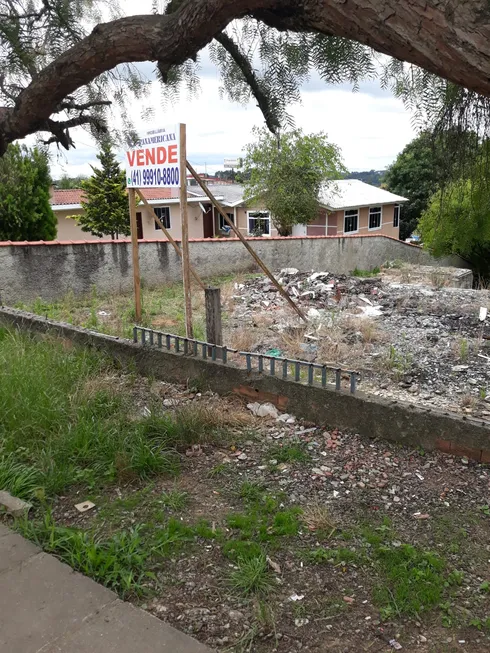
[276,413,296,423]
[0,490,32,517]
[75,500,96,513]
[229,263,490,420]
[247,402,280,419]
[266,556,282,574]
[294,618,309,627]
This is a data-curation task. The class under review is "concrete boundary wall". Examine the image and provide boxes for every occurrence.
[1,307,488,463]
[0,234,466,303]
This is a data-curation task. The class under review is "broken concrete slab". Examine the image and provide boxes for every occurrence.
[0,531,39,574]
[0,490,32,517]
[42,599,212,653]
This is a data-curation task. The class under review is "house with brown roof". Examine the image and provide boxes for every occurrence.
[49,179,407,241]
[50,184,278,241]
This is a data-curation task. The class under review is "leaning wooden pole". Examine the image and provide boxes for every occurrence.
[135,189,205,291]
[180,124,193,338]
[128,187,142,323]
[186,161,307,322]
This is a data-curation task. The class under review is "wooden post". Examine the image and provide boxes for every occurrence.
[186,161,307,322]
[128,187,142,323]
[180,124,193,338]
[205,287,223,348]
[135,188,206,291]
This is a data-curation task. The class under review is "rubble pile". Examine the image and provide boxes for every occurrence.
[227,267,490,419]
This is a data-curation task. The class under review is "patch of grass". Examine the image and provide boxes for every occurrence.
[17,512,154,598]
[223,539,264,561]
[20,276,234,341]
[459,337,469,362]
[207,462,229,478]
[229,554,275,596]
[141,403,249,451]
[268,443,309,464]
[160,489,189,511]
[0,453,43,501]
[306,547,363,565]
[238,480,266,503]
[383,345,413,377]
[226,494,302,546]
[372,543,446,619]
[0,331,245,501]
[352,266,381,278]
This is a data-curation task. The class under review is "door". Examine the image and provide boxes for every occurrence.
[203,206,214,238]
[136,212,143,240]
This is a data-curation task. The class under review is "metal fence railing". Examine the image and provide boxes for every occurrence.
[133,326,360,394]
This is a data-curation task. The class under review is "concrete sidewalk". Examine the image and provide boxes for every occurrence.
[0,523,212,653]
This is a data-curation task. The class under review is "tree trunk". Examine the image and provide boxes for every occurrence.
[1,0,490,151]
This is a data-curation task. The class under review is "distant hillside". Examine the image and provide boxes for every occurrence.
[345,170,385,187]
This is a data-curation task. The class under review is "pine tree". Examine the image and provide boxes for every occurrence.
[76,142,130,239]
[0,144,56,241]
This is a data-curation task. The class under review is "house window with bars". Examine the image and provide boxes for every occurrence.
[154,207,171,230]
[344,209,359,234]
[368,206,382,230]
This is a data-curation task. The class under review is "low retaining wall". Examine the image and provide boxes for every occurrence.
[0,234,467,303]
[1,307,488,463]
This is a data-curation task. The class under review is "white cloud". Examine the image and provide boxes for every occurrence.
[48,74,415,180]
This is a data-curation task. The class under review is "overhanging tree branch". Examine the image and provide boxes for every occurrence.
[56,99,112,113]
[41,115,107,149]
[1,0,490,154]
[215,31,280,134]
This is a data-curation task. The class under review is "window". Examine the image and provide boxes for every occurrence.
[344,209,358,234]
[154,207,170,230]
[393,204,400,228]
[219,212,235,231]
[247,211,271,236]
[368,206,382,230]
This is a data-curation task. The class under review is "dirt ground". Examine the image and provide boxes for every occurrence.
[42,375,490,653]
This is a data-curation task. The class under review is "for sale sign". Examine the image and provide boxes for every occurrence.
[126,124,181,188]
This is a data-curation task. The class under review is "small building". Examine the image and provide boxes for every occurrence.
[292,180,407,238]
[50,179,407,241]
[50,184,278,241]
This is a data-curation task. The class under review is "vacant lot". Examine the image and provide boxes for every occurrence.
[1,329,490,652]
[17,262,490,420]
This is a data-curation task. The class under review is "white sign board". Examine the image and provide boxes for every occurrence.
[224,157,241,169]
[126,124,181,188]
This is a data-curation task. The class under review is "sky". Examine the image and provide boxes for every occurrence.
[46,4,417,180]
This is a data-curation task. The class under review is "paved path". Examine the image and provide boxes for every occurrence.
[0,523,212,653]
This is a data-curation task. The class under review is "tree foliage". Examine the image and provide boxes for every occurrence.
[345,170,384,187]
[418,173,490,279]
[75,141,129,239]
[0,0,147,150]
[243,127,346,236]
[0,0,488,206]
[56,174,88,189]
[383,130,480,241]
[0,143,56,241]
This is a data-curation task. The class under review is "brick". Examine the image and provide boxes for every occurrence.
[448,442,482,462]
[233,385,289,410]
[435,439,452,454]
[480,449,490,463]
